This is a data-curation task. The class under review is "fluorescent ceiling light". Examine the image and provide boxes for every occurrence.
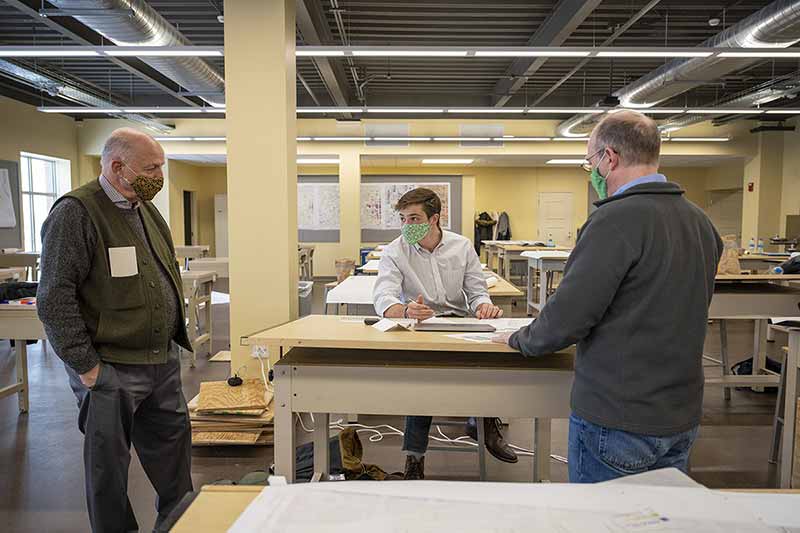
[0,49,99,57]
[153,137,193,142]
[365,108,445,113]
[718,51,800,58]
[446,108,525,113]
[192,137,226,141]
[765,109,800,114]
[296,50,345,57]
[609,108,686,114]
[527,108,605,114]
[297,158,340,164]
[297,107,363,113]
[474,50,589,57]
[493,136,551,141]
[296,137,312,141]
[122,107,206,113]
[553,137,590,141]
[106,49,222,57]
[669,137,729,142]
[687,108,764,114]
[597,51,712,58]
[432,137,491,141]
[312,136,369,141]
[38,106,121,113]
[352,50,467,57]
[546,159,586,165]
[372,137,431,141]
[421,159,474,164]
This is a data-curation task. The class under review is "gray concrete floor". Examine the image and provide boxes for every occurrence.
[0,279,785,532]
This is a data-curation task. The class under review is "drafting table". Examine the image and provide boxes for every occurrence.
[357,259,380,275]
[0,252,40,281]
[181,270,216,367]
[365,249,383,261]
[0,267,26,282]
[496,243,571,287]
[739,254,788,272]
[0,303,45,413]
[187,257,228,278]
[325,273,522,316]
[168,483,800,533]
[244,315,574,484]
[524,251,571,315]
[175,245,210,270]
[765,324,800,489]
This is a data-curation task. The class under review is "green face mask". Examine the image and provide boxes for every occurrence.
[402,222,431,246]
[590,154,608,200]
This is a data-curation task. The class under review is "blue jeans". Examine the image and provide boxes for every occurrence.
[568,413,698,483]
[403,416,433,454]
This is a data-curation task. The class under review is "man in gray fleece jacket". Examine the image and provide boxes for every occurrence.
[494,111,722,482]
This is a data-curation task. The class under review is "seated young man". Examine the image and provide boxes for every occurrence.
[372,187,518,480]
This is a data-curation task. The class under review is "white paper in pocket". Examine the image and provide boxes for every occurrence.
[108,246,138,277]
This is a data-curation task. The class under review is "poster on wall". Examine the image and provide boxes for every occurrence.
[0,169,16,228]
[360,182,451,230]
[297,183,340,230]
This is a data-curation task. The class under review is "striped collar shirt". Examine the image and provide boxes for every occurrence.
[99,174,138,210]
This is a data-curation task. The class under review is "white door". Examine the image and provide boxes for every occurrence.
[706,189,742,239]
[214,193,228,257]
[538,192,575,246]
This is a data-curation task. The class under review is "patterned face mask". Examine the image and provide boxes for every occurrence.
[402,222,431,245]
[122,162,163,202]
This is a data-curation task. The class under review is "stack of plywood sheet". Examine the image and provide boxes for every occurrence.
[189,379,274,446]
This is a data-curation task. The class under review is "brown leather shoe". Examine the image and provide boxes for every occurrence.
[404,455,425,480]
[483,418,518,464]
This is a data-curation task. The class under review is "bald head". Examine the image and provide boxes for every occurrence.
[101,127,166,202]
[589,111,661,167]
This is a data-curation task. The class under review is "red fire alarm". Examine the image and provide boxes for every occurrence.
[747,182,754,192]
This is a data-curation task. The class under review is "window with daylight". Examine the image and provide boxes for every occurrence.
[19,152,71,253]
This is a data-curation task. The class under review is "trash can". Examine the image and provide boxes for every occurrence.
[298,280,314,317]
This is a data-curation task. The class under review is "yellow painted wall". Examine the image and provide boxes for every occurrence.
[781,123,800,236]
[0,96,78,185]
[167,161,227,256]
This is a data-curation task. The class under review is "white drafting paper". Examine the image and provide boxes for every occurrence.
[445,332,496,343]
[228,480,782,533]
[297,183,340,230]
[0,170,16,228]
[108,246,138,277]
[520,250,571,260]
[770,317,800,325]
[357,259,381,272]
[485,276,498,288]
[372,318,414,332]
[360,182,451,230]
[325,275,376,305]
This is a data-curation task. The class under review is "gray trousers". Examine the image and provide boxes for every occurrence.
[66,345,193,533]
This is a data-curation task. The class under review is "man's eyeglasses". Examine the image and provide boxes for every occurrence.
[581,147,606,173]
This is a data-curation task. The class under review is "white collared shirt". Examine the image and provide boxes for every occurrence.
[372,230,492,317]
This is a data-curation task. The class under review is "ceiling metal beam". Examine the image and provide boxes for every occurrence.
[491,0,602,107]
[3,0,202,107]
[531,0,663,106]
[296,0,351,107]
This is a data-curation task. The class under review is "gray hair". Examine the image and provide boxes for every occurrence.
[592,111,661,166]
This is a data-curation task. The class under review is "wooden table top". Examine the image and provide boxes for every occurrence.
[498,244,571,252]
[245,315,520,352]
[487,275,524,297]
[715,274,800,281]
[180,270,217,283]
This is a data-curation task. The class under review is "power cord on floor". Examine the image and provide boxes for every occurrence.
[295,413,568,464]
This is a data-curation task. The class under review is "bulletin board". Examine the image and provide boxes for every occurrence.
[298,175,340,243]
[360,175,462,243]
[0,159,23,249]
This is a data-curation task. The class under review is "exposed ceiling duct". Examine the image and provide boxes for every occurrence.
[46,0,225,107]
[557,0,800,137]
[0,58,171,132]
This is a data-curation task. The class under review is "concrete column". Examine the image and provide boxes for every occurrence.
[741,132,784,250]
[225,0,297,371]
[339,150,361,264]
